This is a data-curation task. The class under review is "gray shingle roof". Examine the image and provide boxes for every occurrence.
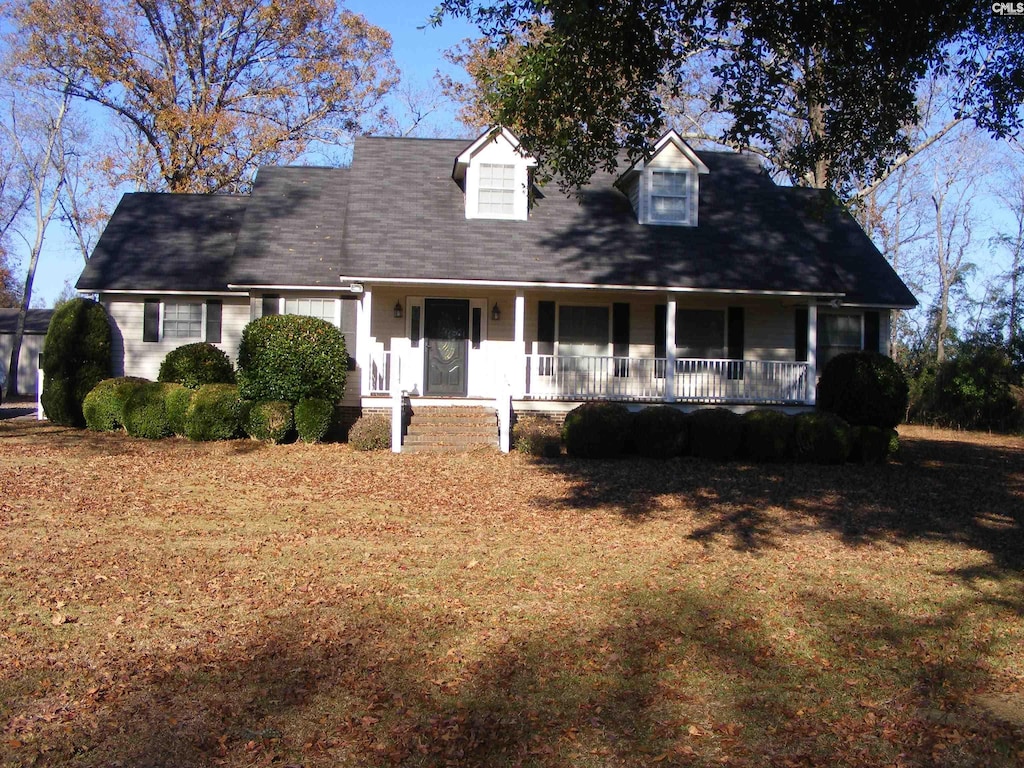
[0,308,53,335]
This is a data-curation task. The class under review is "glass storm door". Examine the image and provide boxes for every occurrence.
[423,299,470,396]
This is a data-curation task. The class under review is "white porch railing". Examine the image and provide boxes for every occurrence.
[526,354,809,404]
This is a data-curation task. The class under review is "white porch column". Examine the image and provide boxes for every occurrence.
[357,287,372,397]
[665,294,677,403]
[390,339,403,453]
[513,289,526,398]
[806,303,817,405]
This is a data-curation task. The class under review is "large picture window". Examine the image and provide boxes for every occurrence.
[558,305,609,356]
[163,302,202,340]
[818,312,862,368]
[675,309,724,358]
[478,163,516,216]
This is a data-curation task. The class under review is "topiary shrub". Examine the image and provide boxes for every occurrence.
[184,384,243,441]
[82,377,149,432]
[850,425,899,464]
[237,315,347,404]
[791,412,851,464]
[294,397,333,443]
[817,351,908,429]
[741,409,794,462]
[165,385,194,436]
[348,413,392,451]
[513,415,562,458]
[158,342,235,389]
[631,406,688,458]
[40,298,113,426]
[123,382,177,439]
[688,408,743,461]
[245,400,294,443]
[562,402,633,459]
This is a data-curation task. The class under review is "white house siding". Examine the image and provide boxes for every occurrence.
[0,333,45,395]
[102,295,250,380]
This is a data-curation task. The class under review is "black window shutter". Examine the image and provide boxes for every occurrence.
[612,303,630,357]
[795,307,808,362]
[654,304,667,378]
[864,311,880,353]
[537,300,555,355]
[727,306,744,380]
[143,299,159,342]
[205,300,222,343]
[262,294,279,316]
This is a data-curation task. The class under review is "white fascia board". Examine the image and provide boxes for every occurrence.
[227,284,346,292]
[97,289,238,297]
[339,274,844,298]
[453,125,538,182]
[617,129,711,185]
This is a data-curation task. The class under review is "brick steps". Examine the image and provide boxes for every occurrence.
[402,406,499,454]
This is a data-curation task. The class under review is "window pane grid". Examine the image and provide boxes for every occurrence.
[163,302,202,339]
[284,298,337,325]
[650,169,690,223]
[479,163,516,215]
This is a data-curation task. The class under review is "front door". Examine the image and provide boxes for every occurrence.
[424,299,469,396]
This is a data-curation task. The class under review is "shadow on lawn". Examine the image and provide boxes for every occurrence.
[527,431,1024,574]
[13,584,1020,767]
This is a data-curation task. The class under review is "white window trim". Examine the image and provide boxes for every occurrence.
[642,168,696,227]
[477,163,517,218]
[159,300,206,342]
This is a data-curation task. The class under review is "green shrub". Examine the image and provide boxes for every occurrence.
[40,298,112,426]
[741,409,794,462]
[631,406,688,458]
[562,402,633,459]
[165,385,194,436]
[348,413,392,451]
[123,382,177,439]
[792,412,851,464]
[851,425,899,464]
[184,384,243,441]
[513,415,562,458]
[237,315,347,404]
[82,377,149,431]
[158,342,235,389]
[294,397,333,443]
[817,351,908,429]
[245,400,294,443]
[688,408,743,461]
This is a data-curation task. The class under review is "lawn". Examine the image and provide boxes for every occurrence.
[1,422,1023,767]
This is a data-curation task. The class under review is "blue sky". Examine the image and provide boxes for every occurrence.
[32,1,473,307]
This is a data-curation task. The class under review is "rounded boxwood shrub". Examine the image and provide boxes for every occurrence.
[562,402,633,459]
[631,406,688,458]
[851,425,899,464]
[294,397,333,443]
[792,412,852,464]
[184,384,243,441]
[165,385,194,436]
[817,351,908,429]
[40,298,113,426]
[741,409,794,462]
[158,342,235,389]
[82,377,149,432]
[688,408,743,461]
[245,400,294,443]
[123,382,177,439]
[348,413,392,451]
[512,415,562,458]
[237,315,347,404]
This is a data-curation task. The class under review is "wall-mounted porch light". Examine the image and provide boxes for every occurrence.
[491,302,501,322]
[393,301,403,319]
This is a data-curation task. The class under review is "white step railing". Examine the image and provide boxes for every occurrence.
[368,350,391,395]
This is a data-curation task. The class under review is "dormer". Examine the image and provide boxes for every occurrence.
[453,126,537,221]
[617,130,710,227]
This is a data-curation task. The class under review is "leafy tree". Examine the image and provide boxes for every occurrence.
[6,0,399,193]
[437,1,1024,194]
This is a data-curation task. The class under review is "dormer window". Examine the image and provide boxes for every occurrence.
[650,169,692,224]
[453,126,537,221]
[478,163,516,216]
[616,129,709,228]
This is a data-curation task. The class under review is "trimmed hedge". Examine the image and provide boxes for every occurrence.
[294,397,333,443]
[40,298,112,426]
[817,351,908,429]
[688,408,743,461]
[631,406,688,458]
[562,402,633,459]
[741,409,794,462]
[348,413,392,451]
[184,384,243,441]
[123,382,177,439]
[245,400,294,443]
[237,315,347,404]
[792,412,851,464]
[851,425,899,464]
[513,415,562,457]
[158,343,235,389]
[165,386,194,436]
[82,377,149,432]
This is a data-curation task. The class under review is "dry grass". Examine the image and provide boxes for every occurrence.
[2,421,1024,767]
